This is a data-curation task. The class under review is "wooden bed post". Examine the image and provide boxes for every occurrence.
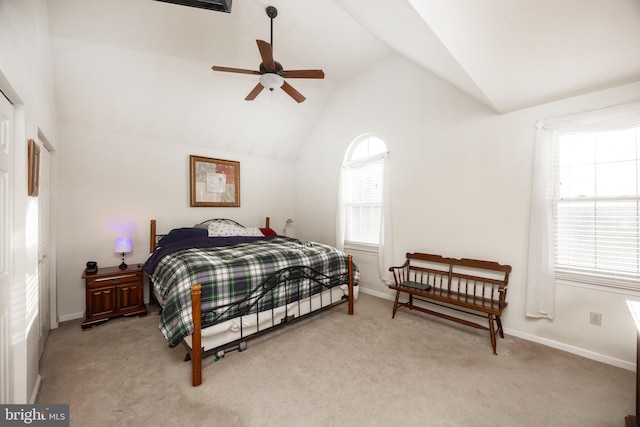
[348,255,354,315]
[150,219,157,253]
[265,217,270,229]
[191,284,202,387]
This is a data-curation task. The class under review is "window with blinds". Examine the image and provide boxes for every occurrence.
[343,135,386,245]
[554,127,640,290]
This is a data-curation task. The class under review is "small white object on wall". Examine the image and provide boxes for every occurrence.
[282,219,295,238]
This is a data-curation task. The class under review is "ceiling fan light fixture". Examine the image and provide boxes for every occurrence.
[259,73,284,91]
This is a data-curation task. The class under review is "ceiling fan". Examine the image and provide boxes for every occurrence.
[211,6,324,103]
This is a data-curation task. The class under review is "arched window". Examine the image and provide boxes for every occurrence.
[338,133,393,281]
[341,135,387,245]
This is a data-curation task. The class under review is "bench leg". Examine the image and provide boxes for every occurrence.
[488,314,497,355]
[496,316,504,339]
[391,291,401,319]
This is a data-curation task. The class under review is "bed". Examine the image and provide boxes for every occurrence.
[142,217,359,386]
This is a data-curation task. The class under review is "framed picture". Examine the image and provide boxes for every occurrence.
[190,155,240,207]
[27,139,40,197]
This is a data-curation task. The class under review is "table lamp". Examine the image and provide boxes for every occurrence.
[114,237,132,270]
[282,219,294,236]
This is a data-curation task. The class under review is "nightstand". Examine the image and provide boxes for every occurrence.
[81,265,147,329]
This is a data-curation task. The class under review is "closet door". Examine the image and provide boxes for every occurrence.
[38,143,51,357]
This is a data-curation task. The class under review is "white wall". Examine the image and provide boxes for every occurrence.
[56,124,296,320]
[296,53,640,368]
[40,0,640,372]
[0,0,58,403]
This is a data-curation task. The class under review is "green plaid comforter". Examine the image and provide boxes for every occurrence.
[150,237,358,347]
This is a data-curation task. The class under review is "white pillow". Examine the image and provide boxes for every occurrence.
[208,222,264,237]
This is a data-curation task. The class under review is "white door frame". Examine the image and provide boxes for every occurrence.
[40,129,57,331]
[37,136,51,357]
[0,83,14,405]
[0,67,47,404]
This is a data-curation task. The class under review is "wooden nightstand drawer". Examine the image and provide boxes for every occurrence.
[87,272,141,289]
[81,265,147,329]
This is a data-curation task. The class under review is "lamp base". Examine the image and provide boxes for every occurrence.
[119,261,128,270]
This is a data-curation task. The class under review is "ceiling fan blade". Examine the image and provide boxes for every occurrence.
[281,70,325,79]
[212,66,261,75]
[281,81,306,103]
[245,83,264,101]
[256,40,275,70]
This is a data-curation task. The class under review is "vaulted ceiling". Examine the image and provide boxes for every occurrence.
[46,0,640,159]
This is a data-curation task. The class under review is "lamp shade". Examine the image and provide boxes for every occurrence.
[114,237,132,254]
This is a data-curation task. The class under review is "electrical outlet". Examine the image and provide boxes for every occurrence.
[590,311,602,326]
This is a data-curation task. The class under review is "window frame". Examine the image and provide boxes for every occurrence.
[342,134,387,249]
[552,127,640,295]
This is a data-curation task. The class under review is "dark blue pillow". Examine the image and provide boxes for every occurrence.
[157,227,207,247]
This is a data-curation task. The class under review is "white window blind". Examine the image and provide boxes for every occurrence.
[553,127,640,289]
[342,135,386,246]
[344,159,383,244]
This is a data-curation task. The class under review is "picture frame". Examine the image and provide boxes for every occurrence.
[27,139,40,197]
[190,155,240,207]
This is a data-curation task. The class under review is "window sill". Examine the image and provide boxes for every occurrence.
[344,241,378,254]
[557,279,640,297]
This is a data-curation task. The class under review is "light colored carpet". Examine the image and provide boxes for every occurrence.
[37,293,634,426]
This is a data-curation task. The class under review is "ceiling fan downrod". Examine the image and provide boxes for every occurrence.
[266,6,277,51]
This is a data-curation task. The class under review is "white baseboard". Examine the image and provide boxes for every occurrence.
[360,287,394,300]
[30,375,41,404]
[503,327,635,372]
[360,288,636,372]
[57,312,83,323]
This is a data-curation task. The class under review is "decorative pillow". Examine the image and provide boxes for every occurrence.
[260,227,278,236]
[207,222,264,237]
[195,219,243,230]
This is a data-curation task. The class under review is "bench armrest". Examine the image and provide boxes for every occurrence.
[388,260,409,272]
[388,260,410,284]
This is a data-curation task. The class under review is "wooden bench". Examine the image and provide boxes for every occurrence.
[388,252,512,354]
